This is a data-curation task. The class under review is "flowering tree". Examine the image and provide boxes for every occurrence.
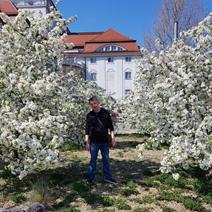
[0,8,76,179]
[123,14,212,178]
[0,8,116,179]
[58,71,117,144]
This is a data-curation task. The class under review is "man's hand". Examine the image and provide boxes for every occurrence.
[85,135,90,151]
[111,137,116,148]
[86,142,90,151]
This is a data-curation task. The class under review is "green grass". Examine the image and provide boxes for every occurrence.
[115,199,131,210]
[71,181,131,209]
[123,179,138,189]
[201,195,212,205]
[142,167,212,209]
[53,193,77,209]
[97,209,115,212]
[71,180,97,204]
[161,206,176,212]
[73,181,96,204]
[193,178,212,196]
[83,193,97,205]
[116,133,148,138]
[133,208,150,212]
[143,178,158,187]
[72,181,90,194]
[30,178,52,204]
[98,195,115,207]
[182,197,204,211]
[153,173,186,188]
[0,167,15,179]
[121,180,139,196]
[71,180,131,209]
[157,191,182,202]
[135,195,156,204]
[157,191,204,211]
[126,180,137,189]
[1,146,212,212]
[143,172,188,189]
[10,193,26,203]
[57,206,80,212]
[121,188,139,196]
[60,142,83,151]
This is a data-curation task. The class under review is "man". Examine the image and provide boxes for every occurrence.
[85,96,116,184]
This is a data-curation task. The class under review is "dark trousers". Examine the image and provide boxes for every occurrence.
[87,143,112,182]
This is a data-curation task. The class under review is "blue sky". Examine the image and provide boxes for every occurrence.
[56,0,212,46]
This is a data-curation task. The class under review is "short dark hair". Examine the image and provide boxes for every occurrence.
[89,96,99,103]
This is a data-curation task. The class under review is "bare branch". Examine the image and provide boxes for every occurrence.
[143,0,208,51]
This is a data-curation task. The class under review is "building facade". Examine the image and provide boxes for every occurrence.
[0,0,54,28]
[64,29,141,99]
[11,0,55,16]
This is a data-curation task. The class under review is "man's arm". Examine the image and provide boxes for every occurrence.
[85,115,90,151]
[85,134,89,143]
[107,111,114,131]
[110,131,115,139]
[108,111,116,147]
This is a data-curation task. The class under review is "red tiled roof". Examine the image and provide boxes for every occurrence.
[88,28,135,43]
[84,42,139,53]
[65,51,141,57]
[0,0,18,16]
[64,32,103,47]
[64,28,140,54]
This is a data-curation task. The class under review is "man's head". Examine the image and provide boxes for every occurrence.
[89,96,100,112]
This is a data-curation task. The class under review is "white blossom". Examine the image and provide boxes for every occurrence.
[120,13,212,177]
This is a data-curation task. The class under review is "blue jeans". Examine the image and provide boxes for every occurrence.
[87,143,112,182]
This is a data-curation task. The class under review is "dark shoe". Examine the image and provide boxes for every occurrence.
[87,178,96,185]
[105,178,117,184]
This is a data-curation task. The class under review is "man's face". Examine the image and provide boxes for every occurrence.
[89,100,100,112]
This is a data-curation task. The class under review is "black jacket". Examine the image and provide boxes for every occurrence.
[86,108,114,143]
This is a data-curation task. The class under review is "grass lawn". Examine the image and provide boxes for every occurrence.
[0,135,211,211]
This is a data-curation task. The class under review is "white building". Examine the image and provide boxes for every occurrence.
[64,29,141,99]
[11,0,55,16]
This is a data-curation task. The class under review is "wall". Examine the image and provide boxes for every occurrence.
[85,55,141,99]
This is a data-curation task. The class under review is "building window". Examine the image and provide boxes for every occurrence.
[90,73,97,81]
[90,57,96,63]
[125,71,131,80]
[125,57,131,62]
[105,46,111,51]
[125,89,131,96]
[97,45,126,52]
[112,46,117,51]
[108,57,114,63]
[118,47,123,51]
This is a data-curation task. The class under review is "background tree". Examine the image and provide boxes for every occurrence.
[144,0,208,51]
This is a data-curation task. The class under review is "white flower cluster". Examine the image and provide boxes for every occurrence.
[0,9,115,179]
[121,14,212,177]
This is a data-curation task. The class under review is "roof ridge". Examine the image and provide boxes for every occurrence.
[87,28,134,43]
[69,32,104,35]
[0,0,18,15]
